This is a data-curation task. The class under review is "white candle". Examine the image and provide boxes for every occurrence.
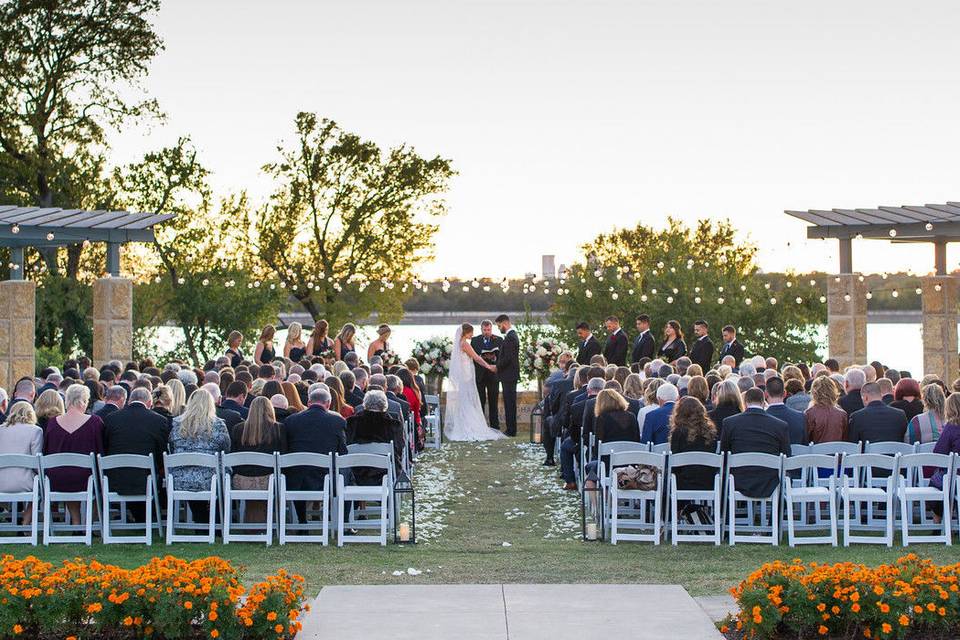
[533,431,542,443]
[399,522,411,542]
[585,522,598,541]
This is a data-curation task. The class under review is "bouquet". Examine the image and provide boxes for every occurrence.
[411,336,453,378]
[523,337,570,381]
[378,349,403,368]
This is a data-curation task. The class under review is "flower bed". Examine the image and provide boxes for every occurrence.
[0,555,307,639]
[725,554,960,639]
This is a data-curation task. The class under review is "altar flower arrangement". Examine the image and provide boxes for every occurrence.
[411,336,453,378]
[523,337,569,382]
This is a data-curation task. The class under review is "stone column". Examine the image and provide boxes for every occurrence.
[921,275,958,382]
[93,277,133,366]
[826,274,867,368]
[0,280,36,391]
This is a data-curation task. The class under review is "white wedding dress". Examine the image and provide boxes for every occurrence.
[444,327,508,441]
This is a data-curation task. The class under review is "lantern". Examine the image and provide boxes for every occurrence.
[393,470,416,544]
[581,479,603,542]
[529,401,543,444]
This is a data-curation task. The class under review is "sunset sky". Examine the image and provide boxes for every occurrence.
[111,0,960,279]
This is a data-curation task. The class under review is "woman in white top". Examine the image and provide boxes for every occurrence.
[0,402,43,524]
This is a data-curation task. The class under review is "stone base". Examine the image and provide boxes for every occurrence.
[827,274,867,368]
[93,277,133,367]
[921,275,958,383]
[0,280,36,390]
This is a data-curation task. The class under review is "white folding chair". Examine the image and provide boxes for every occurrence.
[0,453,41,545]
[608,450,666,544]
[98,453,162,545]
[898,452,953,546]
[277,452,333,545]
[41,453,99,545]
[424,394,442,449]
[783,454,838,546]
[348,443,396,523]
[164,452,219,544]
[596,441,649,518]
[810,441,862,457]
[915,442,937,454]
[650,442,670,454]
[841,453,898,546]
[336,453,391,546]
[726,452,783,546]
[221,452,276,545]
[790,444,812,457]
[668,451,723,545]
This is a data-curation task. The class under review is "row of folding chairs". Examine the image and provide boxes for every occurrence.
[0,445,399,547]
[586,445,959,547]
[424,394,442,449]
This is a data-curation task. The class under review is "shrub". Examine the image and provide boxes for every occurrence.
[0,555,307,639]
[727,554,960,639]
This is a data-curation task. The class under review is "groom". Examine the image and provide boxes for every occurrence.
[494,314,519,437]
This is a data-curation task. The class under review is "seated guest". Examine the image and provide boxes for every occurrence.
[43,384,104,526]
[230,396,286,523]
[878,378,895,405]
[593,389,641,446]
[270,394,293,421]
[669,396,719,491]
[641,383,679,445]
[685,375,710,409]
[805,375,847,443]
[839,368,866,416]
[94,385,127,419]
[720,387,790,498]
[385,375,411,423]
[397,368,423,445]
[324,376,354,419]
[84,380,104,413]
[905,382,945,445]
[559,376,603,490]
[8,377,36,412]
[784,378,811,413]
[0,403,42,526]
[891,378,924,423]
[151,384,176,429]
[281,381,306,413]
[203,382,242,431]
[341,370,364,408]
[848,381,908,443]
[34,389,64,432]
[764,377,806,445]
[102,387,170,522]
[930,392,960,523]
[168,389,230,524]
[637,378,665,426]
[346,390,404,483]
[708,380,743,439]
[221,381,249,418]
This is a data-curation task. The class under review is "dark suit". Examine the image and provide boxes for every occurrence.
[838,389,865,417]
[543,373,574,460]
[848,400,908,444]
[766,403,806,445]
[95,403,120,420]
[471,334,503,429]
[576,335,602,365]
[498,328,520,436]
[283,406,348,520]
[346,387,365,408]
[720,407,790,498]
[603,329,628,366]
[221,398,249,419]
[717,339,745,366]
[216,406,243,432]
[689,335,714,372]
[103,402,171,522]
[346,410,404,484]
[386,391,411,424]
[631,330,656,364]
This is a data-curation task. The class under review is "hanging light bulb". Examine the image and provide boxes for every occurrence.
[819,296,826,303]
[745,298,752,305]
[10,224,19,234]
[795,296,803,304]
[935,284,942,292]
[925,223,933,231]
[694,296,701,304]
[891,290,899,298]
[717,297,725,304]
[666,296,674,304]
[889,229,897,237]
[865,292,872,300]
[640,294,648,302]
[915,287,922,295]
[769,297,777,305]
[843,294,851,302]
[45,232,54,241]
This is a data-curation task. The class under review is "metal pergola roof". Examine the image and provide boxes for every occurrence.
[785,202,960,242]
[0,206,173,248]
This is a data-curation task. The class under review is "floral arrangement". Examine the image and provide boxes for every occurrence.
[410,336,453,378]
[724,554,960,639]
[377,348,403,368]
[0,555,307,639]
[523,337,570,382]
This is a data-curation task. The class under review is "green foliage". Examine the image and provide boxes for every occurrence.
[35,274,92,354]
[551,218,826,363]
[34,345,66,374]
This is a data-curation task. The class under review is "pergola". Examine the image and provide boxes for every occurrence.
[0,206,172,387]
[786,202,958,380]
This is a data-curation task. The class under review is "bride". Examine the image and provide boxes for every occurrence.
[445,323,508,441]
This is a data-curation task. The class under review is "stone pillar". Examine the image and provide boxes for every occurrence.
[921,275,958,382]
[93,277,133,366]
[826,274,867,368]
[0,280,36,391]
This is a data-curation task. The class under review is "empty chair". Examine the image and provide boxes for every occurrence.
[277,452,333,545]
[607,450,666,544]
[897,453,953,546]
[221,452,277,545]
[347,443,396,522]
[790,444,812,457]
[98,453,161,545]
[668,451,724,545]
[164,452,220,544]
[809,441,862,456]
[41,452,99,545]
[726,453,783,546]
[783,454,838,546]
[865,441,915,456]
[424,394,442,449]
[0,453,42,545]
[335,453,391,546]
[841,453,899,547]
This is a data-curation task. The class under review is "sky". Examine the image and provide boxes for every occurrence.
[110,0,960,280]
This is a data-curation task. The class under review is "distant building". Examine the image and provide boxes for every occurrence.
[541,255,556,280]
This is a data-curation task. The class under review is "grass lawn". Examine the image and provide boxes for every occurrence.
[20,440,957,597]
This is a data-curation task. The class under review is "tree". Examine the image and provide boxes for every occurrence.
[551,218,826,363]
[237,113,455,330]
[113,139,284,366]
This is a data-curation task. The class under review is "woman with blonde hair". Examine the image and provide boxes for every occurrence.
[0,402,42,525]
[905,383,946,445]
[306,320,333,358]
[166,378,187,416]
[283,322,307,362]
[253,325,276,365]
[637,378,665,428]
[168,389,230,523]
[151,384,175,428]
[686,376,710,407]
[332,361,349,377]
[804,375,847,443]
[622,374,644,402]
[34,388,64,431]
[230,396,285,523]
[367,323,392,361]
[334,323,357,361]
[225,330,244,368]
[929,392,960,522]
[708,379,742,437]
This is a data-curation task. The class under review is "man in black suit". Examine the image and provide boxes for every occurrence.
[543,364,577,466]
[631,314,655,364]
[602,316,628,366]
[102,387,171,522]
[720,388,791,498]
[839,368,866,417]
[221,381,249,419]
[202,383,243,431]
[495,314,520,436]
[95,385,128,419]
[764,377,806,445]
[689,320,715,373]
[848,382,908,443]
[282,386,348,521]
[717,325,746,367]
[385,375,411,423]
[575,322,602,365]
[471,320,503,429]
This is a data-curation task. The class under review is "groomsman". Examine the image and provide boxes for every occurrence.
[631,314,655,364]
[495,314,520,437]
[575,322,602,365]
[470,320,503,429]
[717,324,745,367]
[602,316,628,366]
[689,320,714,372]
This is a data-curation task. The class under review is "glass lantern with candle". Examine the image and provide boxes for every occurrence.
[393,469,416,544]
[581,478,603,542]
[529,401,543,443]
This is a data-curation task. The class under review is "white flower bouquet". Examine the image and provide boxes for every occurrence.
[523,337,569,381]
[411,336,453,378]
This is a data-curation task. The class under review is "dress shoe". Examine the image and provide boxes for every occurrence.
[563,482,577,491]
[543,459,556,467]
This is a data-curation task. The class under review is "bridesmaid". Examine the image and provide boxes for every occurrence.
[283,322,307,362]
[306,320,333,357]
[225,330,244,368]
[253,325,276,365]
[367,324,391,361]
[658,320,687,363]
[334,323,357,361]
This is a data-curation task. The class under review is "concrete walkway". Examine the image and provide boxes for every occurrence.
[300,584,723,639]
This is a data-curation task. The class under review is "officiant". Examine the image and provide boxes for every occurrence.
[471,319,503,429]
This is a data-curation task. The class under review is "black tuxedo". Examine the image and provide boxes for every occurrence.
[848,401,907,444]
[471,334,503,429]
[689,335,715,372]
[603,329,628,366]
[717,339,745,366]
[498,328,520,436]
[631,330,656,364]
[283,406,348,521]
[103,402,171,522]
[576,335,602,365]
[720,407,790,498]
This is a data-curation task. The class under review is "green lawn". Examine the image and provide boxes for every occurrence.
[20,440,958,597]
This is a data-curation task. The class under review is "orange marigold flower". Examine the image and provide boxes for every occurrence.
[208,611,218,621]
[12,625,22,635]
[938,607,946,616]
[818,625,828,635]
[210,631,219,639]
[851,603,861,613]
[267,611,278,621]
[87,602,102,613]
[898,615,909,627]
[274,624,284,633]
[184,601,193,610]
[123,616,133,626]
[927,602,937,612]
[879,603,890,614]
[881,623,892,634]
[873,585,884,596]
